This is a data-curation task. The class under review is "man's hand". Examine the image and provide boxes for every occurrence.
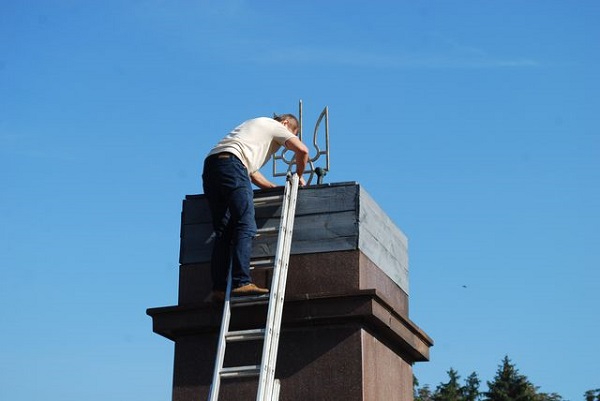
[250,171,277,189]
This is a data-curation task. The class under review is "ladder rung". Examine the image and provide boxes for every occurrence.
[230,294,270,307]
[220,365,260,379]
[250,258,275,270]
[226,328,266,342]
[253,195,284,206]
[256,226,278,236]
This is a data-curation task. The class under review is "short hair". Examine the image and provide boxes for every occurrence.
[273,113,299,130]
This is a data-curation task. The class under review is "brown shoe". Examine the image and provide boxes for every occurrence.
[231,283,269,296]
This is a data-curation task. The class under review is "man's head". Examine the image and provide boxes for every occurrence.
[273,113,299,135]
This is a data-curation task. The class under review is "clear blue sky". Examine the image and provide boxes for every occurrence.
[1,1,598,400]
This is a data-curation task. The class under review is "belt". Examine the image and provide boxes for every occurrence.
[208,152,235,160]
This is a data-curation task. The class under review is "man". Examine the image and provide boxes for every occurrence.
[202,114,309,301]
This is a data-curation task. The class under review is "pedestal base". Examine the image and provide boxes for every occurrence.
[148,288,432,401]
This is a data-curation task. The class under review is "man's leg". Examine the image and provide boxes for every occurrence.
[202,157,232,292]
[229,183,256,288]
[229,182,268,296]
[210,213,232,292]
[203,155,265,295]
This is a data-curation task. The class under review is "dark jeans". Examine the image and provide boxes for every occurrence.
[202,154,257,291]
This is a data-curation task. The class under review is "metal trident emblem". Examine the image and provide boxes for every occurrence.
[272,100,330,185]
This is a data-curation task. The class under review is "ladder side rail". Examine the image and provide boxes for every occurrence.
[272,379,281,401]
[256,176,293,401]
[256,174,300,401]
[263,174,299,401]
[208,270,234,401]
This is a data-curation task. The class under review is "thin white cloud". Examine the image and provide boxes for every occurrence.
[130,3,540,70]
[243,31,539,69]
[254,45,539,69]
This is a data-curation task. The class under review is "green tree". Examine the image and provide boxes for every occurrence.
[584,388,600,401]
[463,372,481,401]
[416,385,435,401]
[433,368,463,401]
[414,356,577,401]
[415,368,481,401]
[483,356,537,401]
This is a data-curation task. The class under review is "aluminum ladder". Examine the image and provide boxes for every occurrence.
[208,173,300,401]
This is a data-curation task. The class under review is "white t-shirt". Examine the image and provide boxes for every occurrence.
[207,117,296,174]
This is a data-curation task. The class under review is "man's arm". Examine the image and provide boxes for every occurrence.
[285,136,309,185]
[250,171,277,189]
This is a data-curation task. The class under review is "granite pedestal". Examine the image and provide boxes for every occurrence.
[147,182,433,400]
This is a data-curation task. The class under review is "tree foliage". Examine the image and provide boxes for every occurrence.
[463,372,481,401]
[413,355,600,401]
[483,356,537,401]
[415,368,480,401]
[433,368,461,401]
[584,389,600,401]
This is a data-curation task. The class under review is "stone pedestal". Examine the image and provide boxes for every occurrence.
[147,182,433,400]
